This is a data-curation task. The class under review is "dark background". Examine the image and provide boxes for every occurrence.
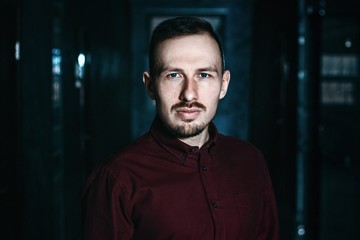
[1,0,359,239]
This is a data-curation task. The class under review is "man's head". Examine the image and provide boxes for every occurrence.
[143,16,230,144]
[148,16,226,77]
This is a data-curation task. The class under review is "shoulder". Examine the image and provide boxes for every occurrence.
[84,132,156,188]
[101,132,157,174]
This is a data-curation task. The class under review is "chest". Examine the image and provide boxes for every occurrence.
[128,157,264,240]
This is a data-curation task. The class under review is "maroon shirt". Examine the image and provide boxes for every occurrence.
[82,118,279,240]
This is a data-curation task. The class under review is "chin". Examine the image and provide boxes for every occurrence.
[168,121,207,139]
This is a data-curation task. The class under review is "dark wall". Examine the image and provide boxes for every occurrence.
[19,0,55,239]
[63,0,132,169]
[250,1,298,239]
[62,1,132,238]
[250,1,360,240]
[0,2,21,240]
[5,0,132,239]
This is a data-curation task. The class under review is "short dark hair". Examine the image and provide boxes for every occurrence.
[148,16,225,77]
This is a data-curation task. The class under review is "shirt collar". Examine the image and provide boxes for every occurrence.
[149,116,218,164]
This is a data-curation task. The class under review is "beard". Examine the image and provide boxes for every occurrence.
[160,101,208,138]
[156,99,213,138]
[164,120,208,139]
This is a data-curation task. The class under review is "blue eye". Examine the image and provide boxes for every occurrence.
[199,73,209,78]
[168,73,180,78]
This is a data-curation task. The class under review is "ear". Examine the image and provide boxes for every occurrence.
[143,71,155,100]
[219,70,230,99]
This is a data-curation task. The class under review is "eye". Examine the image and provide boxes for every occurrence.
[199,73,210,78]
[167,73,181,78]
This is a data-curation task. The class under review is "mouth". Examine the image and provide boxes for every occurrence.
[175,107,202,121]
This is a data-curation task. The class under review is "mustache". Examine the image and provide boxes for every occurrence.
[171,102,207,111]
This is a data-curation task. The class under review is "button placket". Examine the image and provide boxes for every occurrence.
[209,147,215,156]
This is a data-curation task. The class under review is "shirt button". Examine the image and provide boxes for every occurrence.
[211,202,218,209]
[179,153,186,161]
[202,165,208,172]
[189,147,198,152]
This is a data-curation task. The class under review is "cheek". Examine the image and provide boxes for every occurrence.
[155,90,176,111]
[157,84,179,100]
[202,90,221,111]
[199,86,222,101]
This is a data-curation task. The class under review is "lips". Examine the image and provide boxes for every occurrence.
[171,102,206,121]
[175,107,202,120]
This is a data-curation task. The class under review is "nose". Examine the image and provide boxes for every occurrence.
[179,78,198,102]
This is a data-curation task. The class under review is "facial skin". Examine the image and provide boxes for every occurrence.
[143,33,230,147]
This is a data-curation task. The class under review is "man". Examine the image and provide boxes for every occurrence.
[82,16,279,240]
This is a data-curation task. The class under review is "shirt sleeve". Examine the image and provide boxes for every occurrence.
[82,167,133,240]
[256,152,280,240]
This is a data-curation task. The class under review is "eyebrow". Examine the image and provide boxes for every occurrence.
[160,65,219,73]
[160,66,182,73]
[197,66,219,73]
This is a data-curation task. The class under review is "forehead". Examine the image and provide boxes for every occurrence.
[154,34,222,68]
